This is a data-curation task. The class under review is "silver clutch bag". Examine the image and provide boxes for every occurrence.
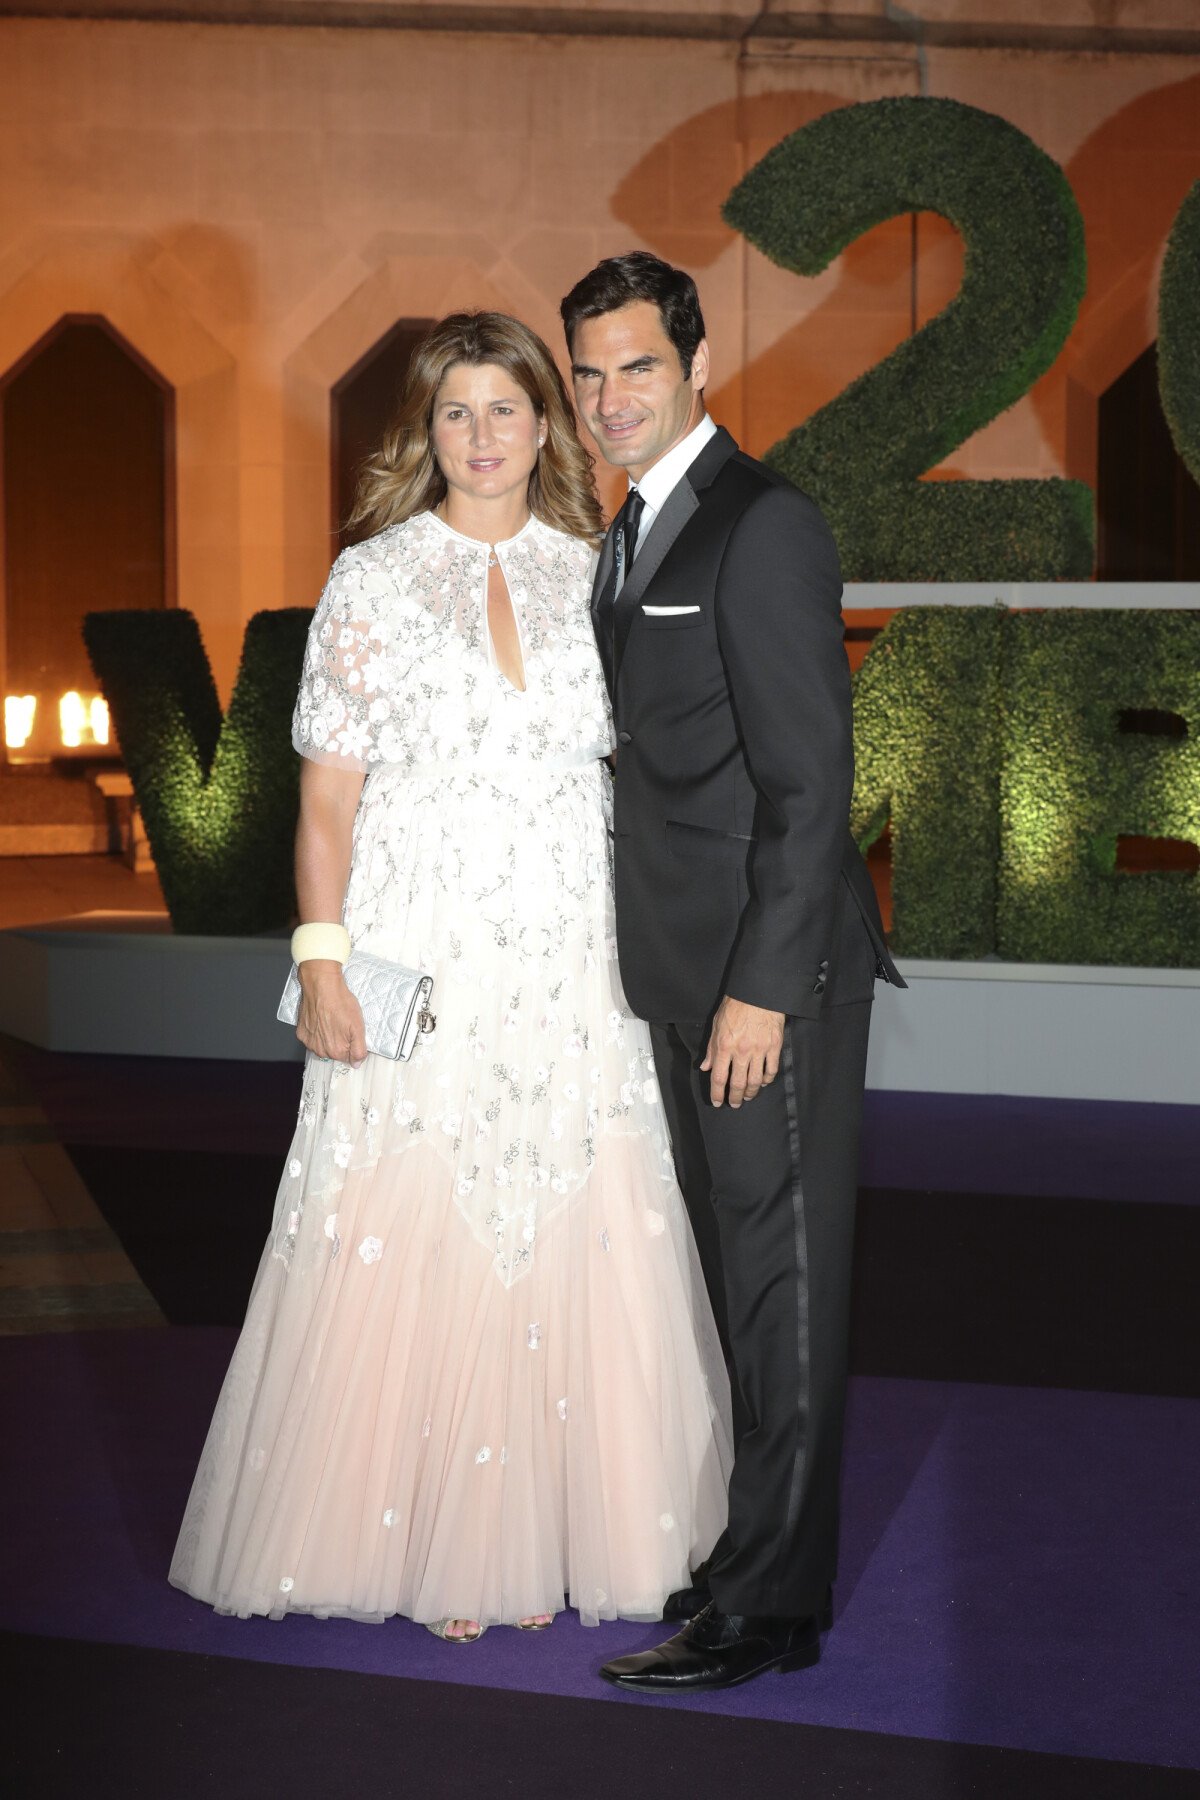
[277,950,436,1061]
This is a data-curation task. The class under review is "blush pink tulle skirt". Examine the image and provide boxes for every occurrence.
[170,765,733,1628]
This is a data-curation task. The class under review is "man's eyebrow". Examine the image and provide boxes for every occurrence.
[570,354,662,377]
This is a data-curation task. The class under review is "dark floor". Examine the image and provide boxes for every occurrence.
[2,1033,1198,1797]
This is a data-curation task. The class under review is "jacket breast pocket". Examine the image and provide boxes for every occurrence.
[640,608,705,632]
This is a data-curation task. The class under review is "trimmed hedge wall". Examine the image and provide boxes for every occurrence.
[851,606,1004,959]
[83,607,312,935]
[998,611,1200,966]
[723,97,1094,580]
[1158,179,1200,488]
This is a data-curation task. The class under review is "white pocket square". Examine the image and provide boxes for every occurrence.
[642,604,700,615]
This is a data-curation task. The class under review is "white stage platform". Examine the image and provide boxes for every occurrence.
[0,915,302,1065]
[1,915,1196,1104]
[870,959,1198,1107]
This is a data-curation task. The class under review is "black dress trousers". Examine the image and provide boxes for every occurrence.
[650,982,873,1621]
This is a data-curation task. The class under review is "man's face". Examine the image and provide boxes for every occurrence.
[570,300,709,482]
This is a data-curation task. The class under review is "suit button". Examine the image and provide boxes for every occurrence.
[813,979,826,994]
[617,731,633,745]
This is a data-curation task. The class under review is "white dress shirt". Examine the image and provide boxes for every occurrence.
[617,412,719,586]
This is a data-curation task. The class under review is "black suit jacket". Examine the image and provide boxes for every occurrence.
[594,425,903,1025]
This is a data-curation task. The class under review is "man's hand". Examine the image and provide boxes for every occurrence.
[701,997,785,1109]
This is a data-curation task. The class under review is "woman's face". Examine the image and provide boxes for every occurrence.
[431,361,544,510]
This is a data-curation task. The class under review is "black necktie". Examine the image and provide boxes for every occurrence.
[596,486,646,677]
[619,485,646,584]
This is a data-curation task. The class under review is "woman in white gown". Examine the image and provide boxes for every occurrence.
[170,312,732,1639]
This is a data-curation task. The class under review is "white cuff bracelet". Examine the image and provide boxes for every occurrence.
[291,922,351,966]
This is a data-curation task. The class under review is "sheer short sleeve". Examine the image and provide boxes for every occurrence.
[292,544,400,772]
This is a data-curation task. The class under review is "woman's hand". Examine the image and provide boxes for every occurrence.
[296,961,367,1065]
[293,759,366,1062]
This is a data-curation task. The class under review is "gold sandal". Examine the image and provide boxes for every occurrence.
[426,1618,487,1643]
[516,1613,555,1631]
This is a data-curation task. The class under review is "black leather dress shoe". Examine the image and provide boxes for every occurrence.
[600,1603,820,1693]
[664,1579,834,1631]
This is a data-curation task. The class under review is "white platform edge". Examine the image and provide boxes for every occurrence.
[0,921,303,1064]
[869,959,1200,1107]
[1,921,1197,1104]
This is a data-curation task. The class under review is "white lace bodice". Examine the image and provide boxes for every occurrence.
[292,511,613,775]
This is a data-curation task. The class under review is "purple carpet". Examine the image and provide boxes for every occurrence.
[859,1092,1200,1205]
[14,1040,1199,1202]
[2,1327,1196,1770]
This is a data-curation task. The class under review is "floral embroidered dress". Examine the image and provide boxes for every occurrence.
[170,510,732,1629]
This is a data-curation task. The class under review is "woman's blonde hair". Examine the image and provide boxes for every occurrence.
[347,312,604,545]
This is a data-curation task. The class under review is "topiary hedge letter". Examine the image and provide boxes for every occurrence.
[851,606,1004,959]
[84,608,312,935]
[1158,178,1200,490]
[998,611,1200,966]
[723,97,1093,580]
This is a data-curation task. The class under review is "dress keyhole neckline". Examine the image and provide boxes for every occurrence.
[431,506,532,566]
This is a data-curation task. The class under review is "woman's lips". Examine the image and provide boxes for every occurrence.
[467,458,504,470]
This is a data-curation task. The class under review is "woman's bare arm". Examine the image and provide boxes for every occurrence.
[294,758,368,1064]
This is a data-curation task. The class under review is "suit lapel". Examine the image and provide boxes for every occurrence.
[612,425,738,684]
[612,481,697,682]
[681,423,738,495]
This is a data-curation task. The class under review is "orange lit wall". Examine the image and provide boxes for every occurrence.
[1,5,1197,699]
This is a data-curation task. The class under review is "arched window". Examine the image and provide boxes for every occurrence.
[2,316,173,760]
[331,319,432,550]
[1097,341,1200,580]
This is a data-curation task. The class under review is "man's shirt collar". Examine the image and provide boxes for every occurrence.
[629,412,719,516]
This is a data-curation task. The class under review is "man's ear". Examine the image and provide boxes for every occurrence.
[690,337,711,393]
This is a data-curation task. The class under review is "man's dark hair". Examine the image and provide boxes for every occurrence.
[560,251,705,378]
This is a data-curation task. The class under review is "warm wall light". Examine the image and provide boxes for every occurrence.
[60,689,87,748]
[4,694,37,748]
[89,695,110,746]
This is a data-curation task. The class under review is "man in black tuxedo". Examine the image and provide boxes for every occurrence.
[560,253,903,1693]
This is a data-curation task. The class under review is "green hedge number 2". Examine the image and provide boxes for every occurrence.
[723,97,1094,582]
